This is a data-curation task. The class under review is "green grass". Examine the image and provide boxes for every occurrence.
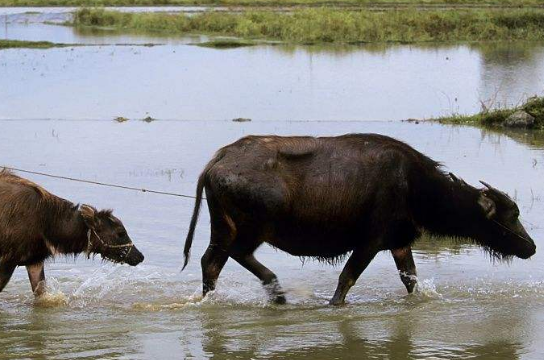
[0,39,66,49]
[73,8,544,44]
[4,0,544,7]
[438,96,544,129]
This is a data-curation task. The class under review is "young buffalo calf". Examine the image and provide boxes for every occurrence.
[0,169,144,296]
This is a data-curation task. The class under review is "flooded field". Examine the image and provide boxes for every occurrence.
[2,8,544,121]
[1,7,544,360]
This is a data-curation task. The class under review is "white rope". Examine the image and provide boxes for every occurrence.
[2,166,197,199]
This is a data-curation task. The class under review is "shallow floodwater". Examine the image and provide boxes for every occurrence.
[1,7,544,359]
[2,9,544,121]
[0,120,543,359]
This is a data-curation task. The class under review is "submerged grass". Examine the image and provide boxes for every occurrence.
[0,39,66,49]
[438,96,544,129]
[73,8,544,44]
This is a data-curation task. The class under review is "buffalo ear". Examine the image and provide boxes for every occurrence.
[478,193,496,219]
[80,204,98,229]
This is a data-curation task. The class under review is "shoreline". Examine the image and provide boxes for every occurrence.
[71,8,544,45]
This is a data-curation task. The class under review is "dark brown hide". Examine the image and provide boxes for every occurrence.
[183,134,536,305]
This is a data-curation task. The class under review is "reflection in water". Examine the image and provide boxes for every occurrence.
[1,41,544,121]
[2,119,541,359]
[481,127,544,149]
[2,12,544,121]
[1,8,544,358]
[193,299,528,359]
[476,42,544,109]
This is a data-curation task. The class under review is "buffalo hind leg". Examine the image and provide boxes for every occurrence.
[0,262,16,292]
[201,189,236,299]
[232,253,286,304]
[26,262,46,296]
[392,246,417,294]
[201,245,229,297]
[330,248,378,306]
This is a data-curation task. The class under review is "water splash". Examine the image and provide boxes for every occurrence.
[34,278,68,307]
[414,278,442,299]
[132,294,202,311]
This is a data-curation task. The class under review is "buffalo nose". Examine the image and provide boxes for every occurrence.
[128,248,145,266]
[529,244,537,256]
[520,243,536,259]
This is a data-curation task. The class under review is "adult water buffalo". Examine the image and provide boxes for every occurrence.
[0,169,144,296]
[182,134,536,305]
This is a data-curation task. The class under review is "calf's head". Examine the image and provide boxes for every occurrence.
[474,181,536,260]
[80,205,144,266]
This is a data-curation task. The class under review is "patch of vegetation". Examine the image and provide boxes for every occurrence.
[114,116,129,122]
[196,40,256,48]
[73,8,544,44]
[0,39,66,49]
[437,96,544,129]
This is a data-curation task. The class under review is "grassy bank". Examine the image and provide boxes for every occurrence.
[4,0,544,8]
[438,97,544,129]
[0,39,66,49]
[73,7,544,44]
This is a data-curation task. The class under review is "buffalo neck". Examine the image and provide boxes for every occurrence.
[42,200,89,255]
[414,174,483,239]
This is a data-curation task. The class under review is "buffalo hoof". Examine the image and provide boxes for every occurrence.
[329,298,346,306]
[273,295,287,305]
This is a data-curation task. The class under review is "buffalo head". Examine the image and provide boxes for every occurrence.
[80,205,144,266]
[474,181,536,259]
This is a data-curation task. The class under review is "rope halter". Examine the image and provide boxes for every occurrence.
[86,229,134,259]
[491,219,534,244]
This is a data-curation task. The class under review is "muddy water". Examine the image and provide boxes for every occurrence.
[0,120,543,359]
[1,6,544,360]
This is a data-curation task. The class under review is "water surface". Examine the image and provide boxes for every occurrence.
[2,9,544,121]
[1,9,544,359]
[0,119,543,359]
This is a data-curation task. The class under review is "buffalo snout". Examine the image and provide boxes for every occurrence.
[512,221,537,259]
[125,246,145,266]
[517,241,536,260]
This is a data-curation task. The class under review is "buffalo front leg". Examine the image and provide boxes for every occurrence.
[26,262,46,296]
[0,262,16,292]
[392,246,417,294]
[330,248,378,306]
[232,254,286,304]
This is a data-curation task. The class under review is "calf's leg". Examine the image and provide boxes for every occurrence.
[392,246,417,294]
[231,253,286,304]
[0,262,16,292]
[330,248,378,306]
[26,262,46,296]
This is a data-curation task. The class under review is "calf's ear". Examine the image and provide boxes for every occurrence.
[478,193,496,219]
[80,204,99,229]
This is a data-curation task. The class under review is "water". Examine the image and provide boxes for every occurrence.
[2,9,544,121]
[1,120,543,359]
[1,8,544,360]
